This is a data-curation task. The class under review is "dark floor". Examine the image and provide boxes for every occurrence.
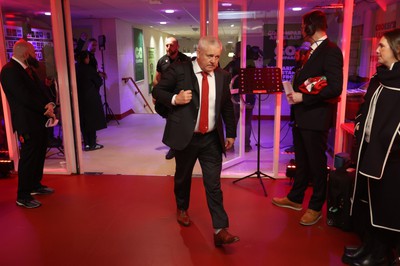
[0,174,358,266]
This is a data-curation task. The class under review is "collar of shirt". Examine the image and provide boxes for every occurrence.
[192,60,214,78]
[12,56,28,69]
[310,35,327,51]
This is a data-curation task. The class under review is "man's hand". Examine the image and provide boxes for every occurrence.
[98,71,107,79]
[44,103,55,118]
[286,94,294,105]
[175,90,192,105]
[225,138,235,150]
[287,92,303,104]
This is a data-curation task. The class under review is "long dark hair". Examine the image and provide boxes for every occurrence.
[383,28,400,61]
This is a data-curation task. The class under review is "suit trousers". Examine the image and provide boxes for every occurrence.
[17,127,48,199]
[288,126,329,211]
[174,131,229,229]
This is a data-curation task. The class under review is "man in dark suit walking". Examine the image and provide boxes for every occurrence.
[152,36,239,246]
[1,39,56,208]
[272,10,343,226]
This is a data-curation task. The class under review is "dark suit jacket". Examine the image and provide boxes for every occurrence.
[152,61,236,151]
[292,39,343,131]
[0,59,50,134]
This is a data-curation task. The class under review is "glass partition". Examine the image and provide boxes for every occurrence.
[1,0,67,173]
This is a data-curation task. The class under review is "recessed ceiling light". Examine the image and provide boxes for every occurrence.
[160,21,167,25]
[221,3,232,7]
[165,10,174,14]
[292,7,302,11]
[44,12,51,16]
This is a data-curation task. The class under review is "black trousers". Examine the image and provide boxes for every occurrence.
[288,126,329,211]
[82,129,96,147]
[17,127,48,199]
[174,131,229,229]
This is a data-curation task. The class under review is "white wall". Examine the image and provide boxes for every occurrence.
[72,18,172,115]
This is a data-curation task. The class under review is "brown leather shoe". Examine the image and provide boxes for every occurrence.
[177,210,190,226]
[214,229,240,247]
[272,196,302,211]
[300,209,322,226]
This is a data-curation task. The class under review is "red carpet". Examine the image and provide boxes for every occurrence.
[0,174,357,266]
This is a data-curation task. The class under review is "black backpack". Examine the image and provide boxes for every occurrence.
[326,166,356,231]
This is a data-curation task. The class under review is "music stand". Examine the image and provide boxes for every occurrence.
[99,36,119,125]
[232,67,283,197]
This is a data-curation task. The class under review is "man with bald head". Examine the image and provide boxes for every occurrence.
[153,37,191,160]
[0,39,56,208]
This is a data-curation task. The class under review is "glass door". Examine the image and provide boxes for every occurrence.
[0,0,80,174]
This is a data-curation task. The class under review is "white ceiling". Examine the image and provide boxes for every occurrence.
[0,0,393,38]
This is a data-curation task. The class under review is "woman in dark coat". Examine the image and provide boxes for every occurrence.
[342,28,400,266]
[76,51,107,151]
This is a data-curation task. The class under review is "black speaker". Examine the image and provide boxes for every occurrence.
[98,35,106,50]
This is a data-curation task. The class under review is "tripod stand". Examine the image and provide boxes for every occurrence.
[233,95,275,196]
[100,47,119,124]
[232,67,282,197]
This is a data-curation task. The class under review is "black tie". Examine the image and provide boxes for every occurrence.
[26,67,34,80]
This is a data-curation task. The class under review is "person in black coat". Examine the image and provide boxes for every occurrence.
[342,28,400,266]
[75,51,107,151]
[153,36,191,160]
[272,10,343,226]
[0,39,56,208]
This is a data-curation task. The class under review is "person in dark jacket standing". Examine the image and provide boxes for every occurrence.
[76,51,107,151]
[342,28,400,266]
[0,39,56,208]
[153,37,191,160]
[272,10,343,226]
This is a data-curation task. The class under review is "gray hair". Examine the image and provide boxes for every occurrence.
[197,36,222,52]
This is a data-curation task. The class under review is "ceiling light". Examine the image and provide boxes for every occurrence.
[44,12,51,16]
[160,22,167,25]
[221,3,232,7]
[165,10,174,14]
[149,0,162,4]
[230,24,234,27]
[292,7,302,11]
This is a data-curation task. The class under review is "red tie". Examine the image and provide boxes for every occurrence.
[302,48,312,66]
[199,72,209,134]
